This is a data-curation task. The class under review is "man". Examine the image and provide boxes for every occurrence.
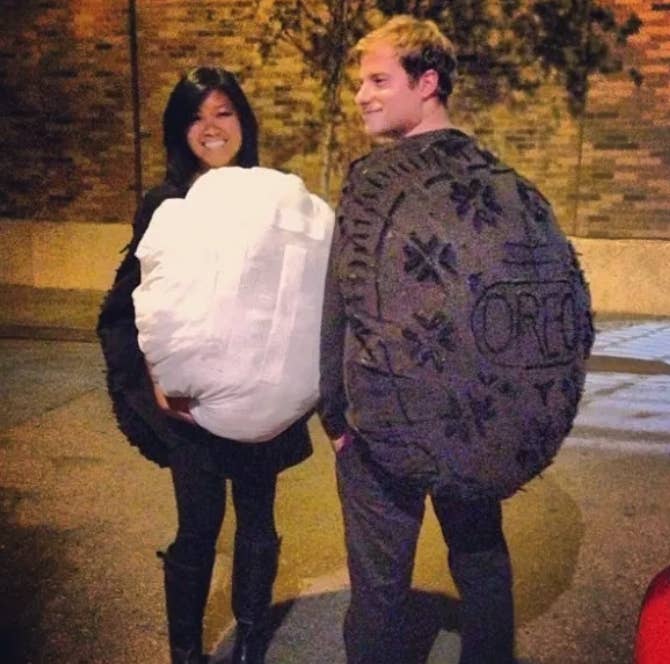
[319,15,593,664]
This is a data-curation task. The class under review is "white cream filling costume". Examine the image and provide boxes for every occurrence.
[133,166,334,441]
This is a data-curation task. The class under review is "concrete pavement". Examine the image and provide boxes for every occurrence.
[0,285,669,663]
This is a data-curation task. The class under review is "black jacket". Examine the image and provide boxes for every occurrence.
[97,182,312,475]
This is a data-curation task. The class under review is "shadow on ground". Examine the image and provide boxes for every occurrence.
[213,588,460,664]
[0,486,82,663]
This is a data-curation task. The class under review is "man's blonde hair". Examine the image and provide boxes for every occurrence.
[354,15,457,104]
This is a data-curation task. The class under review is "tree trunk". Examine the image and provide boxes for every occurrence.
[319,0,350,200]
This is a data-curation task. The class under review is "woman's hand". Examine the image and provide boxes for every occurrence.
[147,362,196,424]
[153,382,196,424]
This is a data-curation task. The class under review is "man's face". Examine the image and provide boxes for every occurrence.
[355,43,422,139]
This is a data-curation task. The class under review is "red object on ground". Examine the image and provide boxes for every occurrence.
[635,565,670,663]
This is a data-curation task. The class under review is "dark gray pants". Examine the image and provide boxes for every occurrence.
[336,437,514,664]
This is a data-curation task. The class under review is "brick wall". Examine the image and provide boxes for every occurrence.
[0,0,136,223]
[0,0,668,240]
[450,0,670,239]
[578,0,670,239]
[134,0,327,196]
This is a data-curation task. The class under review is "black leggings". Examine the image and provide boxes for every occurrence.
[167,442,278,567]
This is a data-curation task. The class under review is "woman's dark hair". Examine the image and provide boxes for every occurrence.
[162,66,259,188]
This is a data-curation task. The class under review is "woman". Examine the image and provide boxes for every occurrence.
[97,67,312,664]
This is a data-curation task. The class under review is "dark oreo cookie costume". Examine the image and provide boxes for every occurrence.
[328,129,594,500]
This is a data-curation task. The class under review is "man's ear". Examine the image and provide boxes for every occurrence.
[418,69,439,100]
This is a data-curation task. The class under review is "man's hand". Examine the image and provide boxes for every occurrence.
[330,431,352,454]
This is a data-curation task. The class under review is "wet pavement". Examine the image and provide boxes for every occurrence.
[0,286,669,663]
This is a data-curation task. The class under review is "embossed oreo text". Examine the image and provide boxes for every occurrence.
[471,280,578,368]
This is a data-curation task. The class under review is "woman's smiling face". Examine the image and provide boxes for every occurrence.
[187,89,243,170]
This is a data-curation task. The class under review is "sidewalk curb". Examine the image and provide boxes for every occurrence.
[587,355,670,375]
[0,325,97,342]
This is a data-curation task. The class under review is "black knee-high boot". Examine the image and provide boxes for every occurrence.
[448,545,515,664]
[159,545,215,664]
[231,533,281,664]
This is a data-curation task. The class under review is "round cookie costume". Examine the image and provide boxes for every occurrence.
[321,128,594,501]
[96,182,312,474]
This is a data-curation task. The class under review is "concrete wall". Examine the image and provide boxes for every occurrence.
[572,237,670,316]
[0,220,130,291]
[1,220,667,316]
